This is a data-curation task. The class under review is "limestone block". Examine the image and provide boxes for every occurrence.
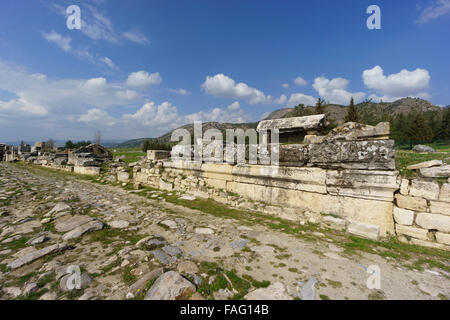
[409,238,448,250]
[419,165,450,178]
[325,122,390,141]
[117,171,130,182]
[399,179,410,195]
[407,160,443,170]
[435,232,450,246]
[74,166,100,176]
[393,207,414,226]
[347,221,380,240]
[409,179,440,200]
[395,224,428,240]
[303,135,325,144]
[439,183,450,202]
[322,215,346,229]
[257,114,326,132]
[308,140,395,170]
[326,169,399,201]
[278,144,308,166]
[429,201,450,216]
[395,194,427,212]
[159,178,173,191]
[416,213,450,232]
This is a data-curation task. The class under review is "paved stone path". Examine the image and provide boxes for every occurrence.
[0,163,448,300]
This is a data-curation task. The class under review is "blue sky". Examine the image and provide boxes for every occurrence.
[0,0,449,142]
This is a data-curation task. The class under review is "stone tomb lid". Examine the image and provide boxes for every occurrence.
[256,114,326,132]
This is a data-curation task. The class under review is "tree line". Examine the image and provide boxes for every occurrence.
[291,97,450,145]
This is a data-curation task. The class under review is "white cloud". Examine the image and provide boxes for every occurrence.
[362,65,430,101]
[294,76,308,86]
[169,88,189,95]
[79,108,115,125]
[285,93,317,107]
[312,76,365,105]
[201,74,269,104]
[416,0,450,24]
[116,90,138,100]
[122,30,150,44]
[127,71,162,87]
[274,94,287,105]
[282,83,289,89]
[43,31,72,52]
[227,101,240,111]
[101,57,118,70]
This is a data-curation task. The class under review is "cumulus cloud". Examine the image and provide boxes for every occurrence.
[201,74,269,104]
[285,93,317,107]
[227,101,240,111]
[362,65,430,101]
[294,76,308,86]
[312,76,365,105]
[416,0,450,24]
[282,83,289,89]
[127,71,162,87]
[274,94,287,105]
[79,108,115,125]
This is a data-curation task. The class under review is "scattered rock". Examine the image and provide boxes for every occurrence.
[195,227,214,235]
[412,145,435,153]
[177,261,199,274]
[7,243,69,270]
[300,278,317,300]
[108,220,130,229]
[160,219,177,229]
[144,271,196,300]
[230,239,249,249]
[407,160,443,170]
[3,287,22,299]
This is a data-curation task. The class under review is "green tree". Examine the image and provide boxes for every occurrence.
[316,98,325,114]
[142,139,151,152]
[407,113,434,143]
[65,140,75,149]
[344,97,360,123]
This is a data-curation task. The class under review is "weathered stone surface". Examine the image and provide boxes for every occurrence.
[412,145,435,153]
[435,232,450,245]
[127,268,164,298]
[409,179,440,200]
[407,160,443,170]
[195,227,214,235]
[416,213,450,232]
[300,278,317,300]
[245,282,292,300]
[48,202,71,215]
[410,238,449,250]
[7,243,69,269]
[3,287,22,298]
[108,220,129,229]
[439,183,450,202]
[147,150,171,161]
[326,169,399,201]
[62,220,103,240]
[55,215,93,233]
[399,179,410,195]
[257,114,326,132]
[278,144,307,166]
[159,178,173,191]
[177,261,199,274]
[395,194,427,212]
[117,172,130,182]
[308,140,395,170]
[74,166,100,176]
[430,201,450,215]
[325,122,390,142]
[395,224,428,240]
[322,215,346,229]
[347,221,380,240]
[144,271,196,300]
[59,273,93,292]
[23,282,38,295]
[303,135,325,144]
[393,207,414,226]
[160,219,177,229]
[419,165,450,178]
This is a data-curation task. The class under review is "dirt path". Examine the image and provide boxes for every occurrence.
[0,162,448,300]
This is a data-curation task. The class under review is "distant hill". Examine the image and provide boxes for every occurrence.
[115,97,445,148]
[265,97,443,124]
[114,122,258,148]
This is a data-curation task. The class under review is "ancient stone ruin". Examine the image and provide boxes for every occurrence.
[17,116,450,250]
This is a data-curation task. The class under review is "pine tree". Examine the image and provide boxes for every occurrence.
[344,97,360,123]
[407,113,434,143]
[316,98,325,114]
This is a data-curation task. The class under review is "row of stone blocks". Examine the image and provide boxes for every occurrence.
[394,179,449,250]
